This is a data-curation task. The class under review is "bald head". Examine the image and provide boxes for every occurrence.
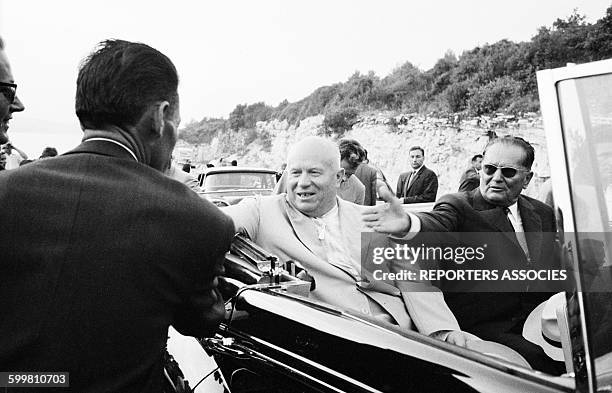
[287,136,340,172]
[285,136,343,217]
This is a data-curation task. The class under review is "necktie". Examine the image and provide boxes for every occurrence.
[408,171,416,187]
[404,172,415,196]
[503,207,531,262]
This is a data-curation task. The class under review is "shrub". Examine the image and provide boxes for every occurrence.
[322,107,359,137]
[467,76,521,116]
[504,94,540,115]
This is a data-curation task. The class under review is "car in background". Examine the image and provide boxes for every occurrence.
[197,166,278,207]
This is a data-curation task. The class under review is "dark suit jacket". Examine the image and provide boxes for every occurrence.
[416,188,558,328]
[396,166,438,203]
[0,140,234,392]
[355,163,378,206]
[414,189,562,372]
[457,167,479,192]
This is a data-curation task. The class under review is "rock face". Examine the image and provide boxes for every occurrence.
[185,113,550,199]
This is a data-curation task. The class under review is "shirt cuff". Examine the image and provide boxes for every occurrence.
[389,212,421,240]
[429,330,452,341]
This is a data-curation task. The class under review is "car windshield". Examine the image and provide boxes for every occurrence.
[556,73,612,381]
[204,172,277,191]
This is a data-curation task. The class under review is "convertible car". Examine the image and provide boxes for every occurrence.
[165,59,612,392]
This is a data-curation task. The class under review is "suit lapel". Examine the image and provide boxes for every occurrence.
[518,195,543,263]
[337,200,363,269]
[472,189,522,247]
[283,199,326,259]
[283,198,359,279]
[402,172,411,196]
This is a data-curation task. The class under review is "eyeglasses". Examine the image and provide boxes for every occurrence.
[482,163,529,178]
[0,82,17,104]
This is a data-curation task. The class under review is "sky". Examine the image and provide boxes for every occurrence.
[0,0,610,154]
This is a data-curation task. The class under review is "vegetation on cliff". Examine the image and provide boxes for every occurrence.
[179,7,612,144]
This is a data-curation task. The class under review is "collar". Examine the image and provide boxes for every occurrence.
[83,137,138,162]
[82,127,147,163]
[507,201,519,220]
[317,201,339,220]
[285,196,339,219]
[412,165,424,174]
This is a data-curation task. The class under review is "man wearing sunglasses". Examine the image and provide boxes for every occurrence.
[0,37,25,146]
[363,136,563,374]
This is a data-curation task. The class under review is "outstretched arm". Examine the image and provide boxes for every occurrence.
[362,186,412,235]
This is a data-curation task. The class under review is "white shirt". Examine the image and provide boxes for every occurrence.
[311,203,361,278]
[504,202,525,233]
[4,151,24,170]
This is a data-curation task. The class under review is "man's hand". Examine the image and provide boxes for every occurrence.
[444,330,481,347]
[361,185,411,236]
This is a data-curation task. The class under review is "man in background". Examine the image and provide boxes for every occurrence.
[458,154,483,192]
[355,149,378,206]
[0,37,25,148]
[338,138,366,205]
[396,146,438,203]
[167,162,201,193]
[2,141,28,169]
[0,39,234,392]
[39,146,58,159]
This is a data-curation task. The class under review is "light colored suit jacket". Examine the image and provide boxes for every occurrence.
[224,194,459,335]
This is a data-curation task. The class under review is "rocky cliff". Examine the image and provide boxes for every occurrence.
[179,113,550,199]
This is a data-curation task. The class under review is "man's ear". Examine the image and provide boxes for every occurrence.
[523,171,534,189]
[151,101,171,138]
[336,168,345,184]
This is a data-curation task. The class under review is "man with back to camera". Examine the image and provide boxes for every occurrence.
[224,136,479,347]
[0,39,234,392]
[458,153,483,192]
[363,136,563,374]
[396,146,438,203]
[354,149,378,206]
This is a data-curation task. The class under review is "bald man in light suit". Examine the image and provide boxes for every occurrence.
[224,136,477,346]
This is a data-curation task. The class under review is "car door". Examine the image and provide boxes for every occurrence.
[538,59,612,393]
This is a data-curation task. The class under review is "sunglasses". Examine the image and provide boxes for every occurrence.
[0,82,17,104]
[482,163,529,178]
